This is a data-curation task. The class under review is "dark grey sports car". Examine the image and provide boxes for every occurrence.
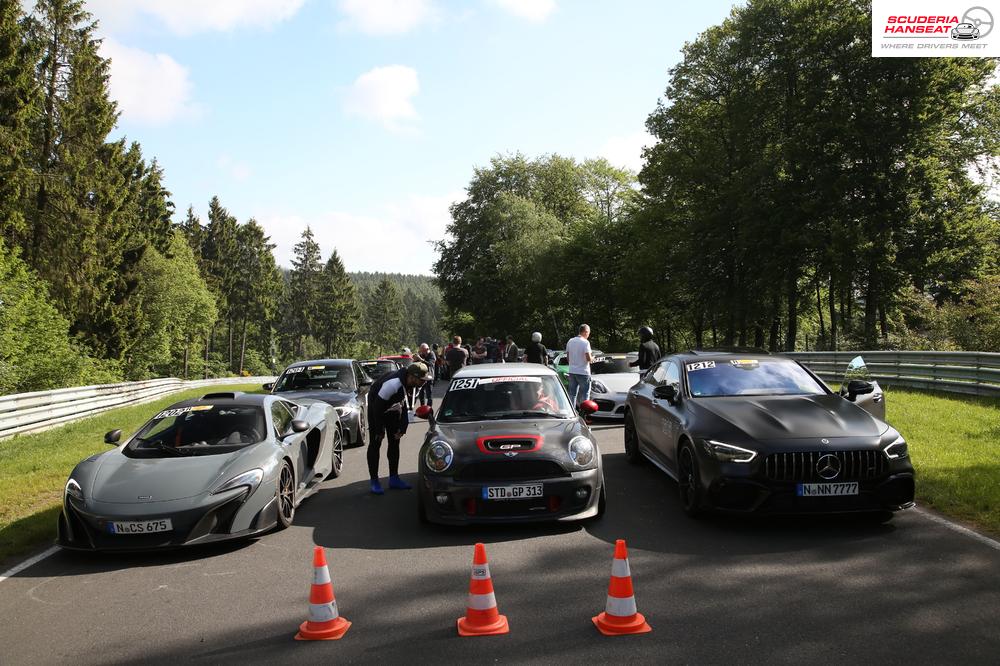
[58,391,342,551]
[265,359,372,447]
[624,351,914,519]
[413,363,605,525]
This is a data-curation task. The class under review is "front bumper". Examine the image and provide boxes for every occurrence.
[419,467,603,525]
[57,489,277,551]
[591,393,627,419]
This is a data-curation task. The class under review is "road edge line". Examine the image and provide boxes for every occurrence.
[0,546,60,584]
[913,506,1000,552]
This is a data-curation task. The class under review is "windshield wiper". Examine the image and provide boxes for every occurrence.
[484,411,568,419]
[141,439,189,456]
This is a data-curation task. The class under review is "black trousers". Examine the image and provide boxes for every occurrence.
[367,420,400,479]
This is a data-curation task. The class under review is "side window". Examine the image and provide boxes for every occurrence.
[665,362,681,388]
[271,401,293,436]
[646,362,668,385]
[354,363,367,386]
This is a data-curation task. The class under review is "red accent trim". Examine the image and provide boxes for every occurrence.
[475,434,544,454]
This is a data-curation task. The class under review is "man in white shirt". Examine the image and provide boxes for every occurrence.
[565,323,594,408]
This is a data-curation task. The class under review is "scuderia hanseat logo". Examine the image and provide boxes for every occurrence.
[872,1,998,56]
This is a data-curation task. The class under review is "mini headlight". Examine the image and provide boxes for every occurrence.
[65,478,84,501]
[883,434,908,460]
[568,436,596,467]
[590,380,608,394]
[701,439,757,463]
[212,468,264,495]
[425,440,454,473]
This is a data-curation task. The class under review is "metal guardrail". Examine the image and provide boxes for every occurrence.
[784,351,1000,397]
[0,376,275,440]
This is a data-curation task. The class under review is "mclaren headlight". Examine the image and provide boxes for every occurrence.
[883,434,908,460]
[335,404,358,416]
[701,439,757,463]
[568,436,596,467]
[590,380,608,394]
[65,478,84,501]
[425,440,454,473]
[212,468,264,495]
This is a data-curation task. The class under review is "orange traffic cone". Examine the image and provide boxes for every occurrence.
[295,546,352,641]
[592,539,652,636]
[457,542,509,636]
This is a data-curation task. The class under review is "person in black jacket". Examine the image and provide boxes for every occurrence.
[366,362,429,494]
[630,326,661,372]
[524,331,549,365]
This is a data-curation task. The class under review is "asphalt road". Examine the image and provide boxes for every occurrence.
[2,389,999,664]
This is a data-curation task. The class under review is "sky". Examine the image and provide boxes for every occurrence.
[69,0,739,274]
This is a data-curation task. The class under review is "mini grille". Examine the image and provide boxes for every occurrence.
[454,460,569,482]
[763,450,887,482]
[482,438,536,452]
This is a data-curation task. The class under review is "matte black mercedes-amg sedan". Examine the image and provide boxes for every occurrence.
[624,351,914,519]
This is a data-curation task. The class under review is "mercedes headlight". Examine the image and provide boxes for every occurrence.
[883,434,908,460]
[701,439,757,463]
[590,380,608,394]
[425,440,454,473]
[212,468,264,495]
[568,436,596,467]
[65,478,84,501]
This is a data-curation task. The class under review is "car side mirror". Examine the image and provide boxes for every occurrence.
[579,400,599,415]
[653,384,679,404]
[262,382,274,392]
[414,405,433,420]
[360,376,373,386]
[846,379,874,401]
[104,429,122,445]
[290,419,310,433]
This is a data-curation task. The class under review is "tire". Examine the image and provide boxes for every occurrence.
[327,427,344,479]
[275,461,296,530]
[677,443,704,518]
[624,411,643,465]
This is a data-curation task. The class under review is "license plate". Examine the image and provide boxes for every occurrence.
[483,484,543,500]
[107,518,173,534]
[797,482,859,497]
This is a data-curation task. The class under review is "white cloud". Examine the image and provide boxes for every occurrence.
[491,0,556,23]
[99,39,198,126]
[343,65,420,132]
[337,0,438,35]
[87,0,305,36]
[216,155,253,182]
[259,191,462,274]
[599,130,655,174]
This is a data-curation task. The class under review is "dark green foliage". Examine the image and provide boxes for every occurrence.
[318,250,361,358]
[365,277,404,354]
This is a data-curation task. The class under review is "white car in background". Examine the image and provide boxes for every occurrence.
[588,354,641,419]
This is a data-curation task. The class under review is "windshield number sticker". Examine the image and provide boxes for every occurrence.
[686,361,716,372]
[284,366,305,374]
[451,378,480,391]
[154,405,212,419]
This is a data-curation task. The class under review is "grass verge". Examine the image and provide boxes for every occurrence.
[886,387,1000,537]
[0,383,263,565]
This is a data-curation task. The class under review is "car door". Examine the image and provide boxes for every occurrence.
[839,355,885,421]
[632,361,668,450]
[648,360,683,470]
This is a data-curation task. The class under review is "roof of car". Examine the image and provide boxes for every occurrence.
[284,359,353,369]
[681,347,771,356]
[452,362,558,379]
[673,350,787,363]
[168,392,270,409]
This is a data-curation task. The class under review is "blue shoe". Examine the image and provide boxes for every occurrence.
[388,475,412,490]
[370,480,384,495]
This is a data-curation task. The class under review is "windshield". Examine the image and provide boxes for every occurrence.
[686,359,826,397]
[126,405,266,457]
[360,360,396,380]
[592,358,637,374]
[274,364,357,392]
[438,375,575,422]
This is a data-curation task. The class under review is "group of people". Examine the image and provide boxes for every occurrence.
[364,325,661,495]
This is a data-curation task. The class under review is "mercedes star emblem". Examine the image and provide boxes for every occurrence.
[816,454,841,480]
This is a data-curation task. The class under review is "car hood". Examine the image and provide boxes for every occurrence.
[273,390,354,407]
[593,372,640,393]
[91,446,258,503]
[691,394,885,441]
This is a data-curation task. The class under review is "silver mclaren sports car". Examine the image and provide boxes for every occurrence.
[57,391,343,551]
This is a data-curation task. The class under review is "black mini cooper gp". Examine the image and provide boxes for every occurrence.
[413,363,606,525]
[624,351,914,519]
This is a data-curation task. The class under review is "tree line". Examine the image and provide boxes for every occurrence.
[434,0,1000,354]
[0,0,443,394]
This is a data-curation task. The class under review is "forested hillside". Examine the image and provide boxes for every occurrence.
[435,0,1000,354]
[0,1,442,394]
